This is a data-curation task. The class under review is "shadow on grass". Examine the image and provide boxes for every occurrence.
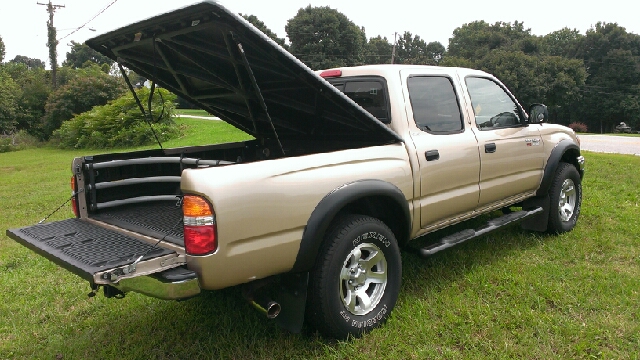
[41,218,556,359]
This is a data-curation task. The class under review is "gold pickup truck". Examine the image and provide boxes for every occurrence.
[7,1,585,339]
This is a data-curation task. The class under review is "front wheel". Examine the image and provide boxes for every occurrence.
[547,162,582,233]
[306,214,401,339]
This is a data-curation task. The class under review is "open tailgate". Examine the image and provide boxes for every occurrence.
[6,219,179,284]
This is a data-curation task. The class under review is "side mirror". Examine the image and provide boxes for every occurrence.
[528,104,548,124]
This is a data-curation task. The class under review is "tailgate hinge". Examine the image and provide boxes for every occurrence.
[101,254,187,283]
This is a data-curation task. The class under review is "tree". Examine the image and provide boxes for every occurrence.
[426,41,446,65]
[0,69,21,133]
[286,6,366,69]
[63,41,114,69]
[241,14,288,49]
[0,35,5,62]
[365,36,392,64]
[40,68,125,139]
[3,62,52,134]
[9,55,46,69]
[576,23,640,132]
[394,32,427,64]
[542,28,583,58]
[448,20,537,60]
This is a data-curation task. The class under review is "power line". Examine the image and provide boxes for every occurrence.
[58,0,119,41]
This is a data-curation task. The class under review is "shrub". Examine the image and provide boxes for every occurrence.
[41,69,125,139]
[0,131,40,153]
[568,122,588,133]
[53,87,180,149]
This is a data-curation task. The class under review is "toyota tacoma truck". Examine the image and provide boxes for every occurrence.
[7,1,585,339]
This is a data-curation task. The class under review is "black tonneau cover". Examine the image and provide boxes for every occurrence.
[85,1,401,146]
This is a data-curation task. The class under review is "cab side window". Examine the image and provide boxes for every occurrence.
[465,77,523,130]
[407,76,463,134]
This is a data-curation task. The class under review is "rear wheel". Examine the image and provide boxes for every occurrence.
[547,162,582,233]
[306,214,401,339]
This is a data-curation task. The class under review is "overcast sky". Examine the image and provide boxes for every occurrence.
[1,0,638,68]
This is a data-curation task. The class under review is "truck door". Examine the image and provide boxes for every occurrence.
[402,73,481,228]
[463,76,545,208]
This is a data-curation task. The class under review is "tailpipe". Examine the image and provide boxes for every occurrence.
[242,279,281,319]
[250,293,281,319]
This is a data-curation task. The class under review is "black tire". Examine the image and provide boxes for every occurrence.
[547,162,582,233]
[306,214,401,339]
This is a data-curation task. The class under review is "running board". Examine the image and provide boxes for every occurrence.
[419,207,543,257]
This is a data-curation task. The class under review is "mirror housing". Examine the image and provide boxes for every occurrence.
[528,104,548,124]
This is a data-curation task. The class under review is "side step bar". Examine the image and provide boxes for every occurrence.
[419,207,543,257]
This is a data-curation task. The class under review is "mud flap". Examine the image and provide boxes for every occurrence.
[6,218,176,283]
[521,195,550,232]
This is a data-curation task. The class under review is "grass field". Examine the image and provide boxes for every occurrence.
[1,119,639,359]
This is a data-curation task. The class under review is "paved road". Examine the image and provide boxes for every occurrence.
[578,134,640,156]
[176,114,221,121]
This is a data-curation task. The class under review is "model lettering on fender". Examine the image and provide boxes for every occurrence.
[352,232,390,247]
[525,138,541,146]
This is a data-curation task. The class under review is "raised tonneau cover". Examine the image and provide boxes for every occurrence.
[85,1,401,146]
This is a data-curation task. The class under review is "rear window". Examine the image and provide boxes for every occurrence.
[328,77,391,124]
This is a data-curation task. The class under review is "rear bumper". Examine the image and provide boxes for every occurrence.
[111,266,201,300]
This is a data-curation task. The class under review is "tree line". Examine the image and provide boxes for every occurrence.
[1,6,639,151]
[258,7,640,134]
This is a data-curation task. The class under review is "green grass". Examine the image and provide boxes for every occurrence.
[175,108,218,118]
[1,122,639,359]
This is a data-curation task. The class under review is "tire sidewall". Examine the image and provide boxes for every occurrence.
[318,216,401,338]
[549,163,582,233]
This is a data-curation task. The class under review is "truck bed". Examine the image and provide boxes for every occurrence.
[92,201,184,246]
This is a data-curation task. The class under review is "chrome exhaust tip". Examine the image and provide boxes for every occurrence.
[254,299,281,319]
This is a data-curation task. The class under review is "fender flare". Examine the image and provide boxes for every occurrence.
[290,179,410,273]
[536,139,581,197]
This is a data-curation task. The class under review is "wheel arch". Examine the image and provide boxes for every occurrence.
[290,179,411,273]
[536,139,582,197]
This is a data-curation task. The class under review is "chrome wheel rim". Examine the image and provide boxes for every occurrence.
[558,178,577,222]
[340,242,387,316]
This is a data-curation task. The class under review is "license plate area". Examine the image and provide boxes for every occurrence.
[7,218,175,281]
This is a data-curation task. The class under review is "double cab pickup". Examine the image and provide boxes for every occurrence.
[8,1,584,339]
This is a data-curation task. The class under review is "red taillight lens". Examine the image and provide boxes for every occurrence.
[70,176,79,217]
[183,195,217,255]
[184,225,217,254]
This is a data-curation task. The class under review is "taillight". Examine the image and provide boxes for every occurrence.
[319,69,342,78]
[70,176,79,217]
[183,195,217,255]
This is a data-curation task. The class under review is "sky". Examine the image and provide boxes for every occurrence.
[1,0,638,69]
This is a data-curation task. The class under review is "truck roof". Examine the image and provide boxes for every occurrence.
[86,1,402,146]
[318,64,493,80]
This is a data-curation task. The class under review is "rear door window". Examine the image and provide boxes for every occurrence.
[407,76,463,134]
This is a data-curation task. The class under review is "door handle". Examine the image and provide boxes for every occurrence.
[485,143,496,153]
[425,150,440,161]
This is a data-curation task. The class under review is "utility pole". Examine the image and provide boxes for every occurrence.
[390,32,398,64]
[38,1,65,88]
